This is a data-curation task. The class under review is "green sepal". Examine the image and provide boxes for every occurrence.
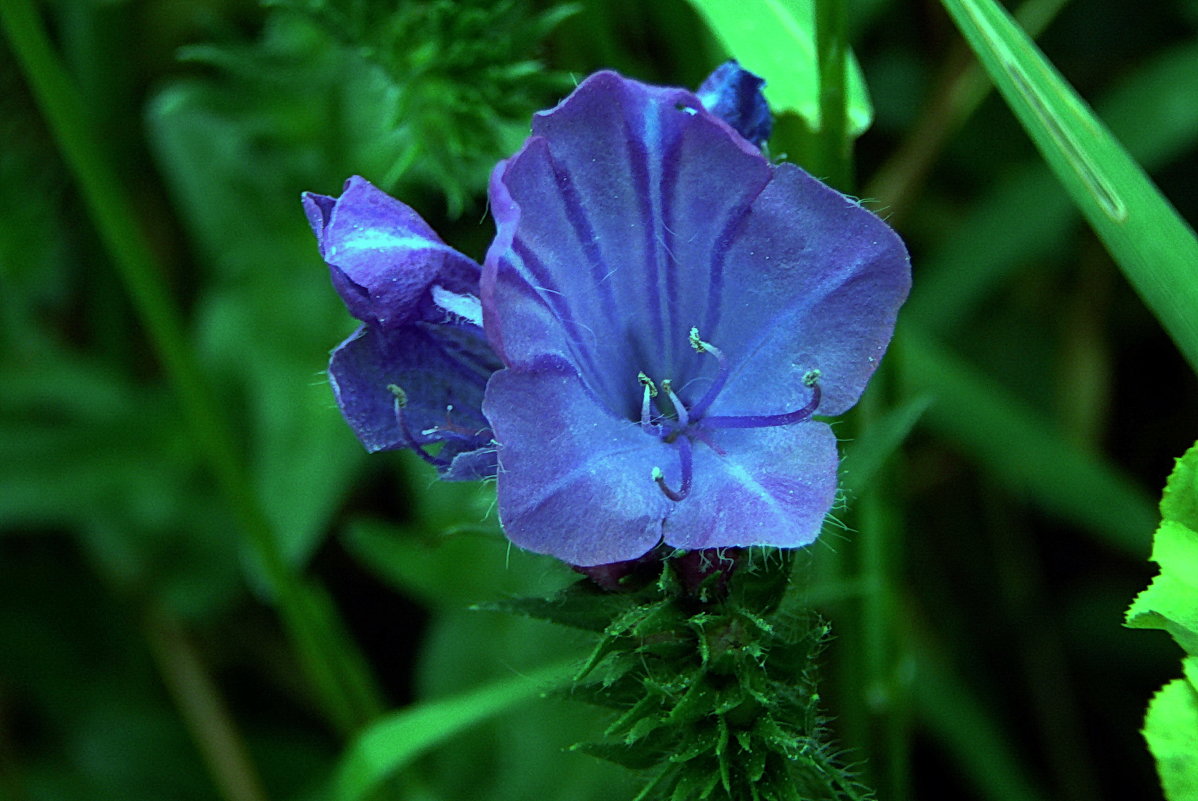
[475,580,637,633]
[489,552,872,801]
[572,740,669,770]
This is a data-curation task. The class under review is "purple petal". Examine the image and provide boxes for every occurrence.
[328,322,498,478]
[483,71,772,418]
[303,191,336,239]
[483,360,672,566]
[696,60,772,147]
[662,422,839,550]
[304,176,481,329]
[706,164,910,417]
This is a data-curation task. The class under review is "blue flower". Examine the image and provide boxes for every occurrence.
[307,68,910,566]
[303,177,501,480]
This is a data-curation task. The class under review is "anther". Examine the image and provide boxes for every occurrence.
[686,328,730,420]
[637,371,658,397]
[387,384,408,406]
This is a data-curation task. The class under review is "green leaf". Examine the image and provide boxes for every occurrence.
[1126,442,1198,654]
[1127,443,1198,799]
[939,0,1198,375]
[334,658,576,801]
[1164,441,1198,532]
[682,0,873,135]
[1126,521,1198,655]
[1143,671,1198,801]
[342,517,572,609]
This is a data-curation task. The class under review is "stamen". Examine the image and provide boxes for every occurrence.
[663,380,689,428]
[656,378,679,420]
[637,371,658,397]
[652,436,693,501]
[703,382,822,430]
[388,384,450,468]
[686,327,731,419]
[640,385,662,437]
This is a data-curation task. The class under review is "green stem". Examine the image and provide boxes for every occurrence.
[814,0,852,190]
[856,368,912,801]
[0,0,381,736]
[144,605,271,801]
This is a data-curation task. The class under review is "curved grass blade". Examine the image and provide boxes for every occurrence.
[335,658,576,801]
[939,0,1198,375]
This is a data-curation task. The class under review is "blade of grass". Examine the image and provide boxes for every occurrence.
[839,393,932,501]
[898,328,1157,557]
[144,604,270,801]
[0,0,381,735]
[908,40,1198,335]
[335,658,577,801]
[939,0,1198,375]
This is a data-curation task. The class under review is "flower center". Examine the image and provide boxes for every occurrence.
[638,329,822,502]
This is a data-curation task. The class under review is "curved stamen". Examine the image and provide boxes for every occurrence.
[389,384,451,468]
[703,382,822,430]
[652,435,693,501]
[687,327,731,420]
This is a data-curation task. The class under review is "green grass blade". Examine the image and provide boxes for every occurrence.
[683,0,873,135]
[840,394,932,501]
[335,659,576,801]
[939,0,1198,375]
[909,40,1198,335]
[898,328,1157,557]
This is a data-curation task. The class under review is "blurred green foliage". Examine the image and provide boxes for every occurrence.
[1,0,1197,800]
